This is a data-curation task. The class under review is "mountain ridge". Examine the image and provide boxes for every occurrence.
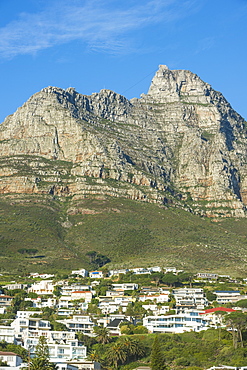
[0,65,247,218]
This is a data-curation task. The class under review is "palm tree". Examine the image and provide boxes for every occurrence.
[93,326,111,344]
[87,349,100,362]
[119,337,145,360]
[107,342,127,368]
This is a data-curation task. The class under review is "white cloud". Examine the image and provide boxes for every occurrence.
[0,0,199,59]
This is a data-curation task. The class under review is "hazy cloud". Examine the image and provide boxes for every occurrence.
[0,0,199,59]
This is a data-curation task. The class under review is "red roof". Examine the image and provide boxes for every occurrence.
[0,351,18,356]
[201,307,236,314]
[71,291,91,294]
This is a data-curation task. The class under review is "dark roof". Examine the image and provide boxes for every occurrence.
[106,318,130,328]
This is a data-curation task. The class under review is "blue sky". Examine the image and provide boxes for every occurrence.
[0,0,247,123]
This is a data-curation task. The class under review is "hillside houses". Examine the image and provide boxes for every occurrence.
[0,265,247,369]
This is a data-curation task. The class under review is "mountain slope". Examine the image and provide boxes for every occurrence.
[0,194,247,276]
[1,65,247,218]
[1,65,247,274]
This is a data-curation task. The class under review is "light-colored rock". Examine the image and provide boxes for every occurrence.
[0,65,247,217]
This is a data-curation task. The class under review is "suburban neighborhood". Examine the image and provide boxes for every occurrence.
[0,266,247,369]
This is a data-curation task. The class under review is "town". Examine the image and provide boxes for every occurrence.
[1,266,247,370]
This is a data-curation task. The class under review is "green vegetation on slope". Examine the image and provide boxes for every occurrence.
[0,194,247,275]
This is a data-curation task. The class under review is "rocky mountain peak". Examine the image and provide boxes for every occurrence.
[0,66,247,218]
[147,65,212,104]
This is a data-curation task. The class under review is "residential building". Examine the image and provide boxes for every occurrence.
[214,291,245,304]
[3,283,26,290]
[71,291,93,303]
[143,311,210,334]
[57,315,95,336]
[61,285,91,295]
[30,273,55,279]
[89,271,104,279]
[24,337,87,361]
[197,273,218,280]
[200,307,237,327]
[0,295,13,308]
[28,280,55,295]
[108,269,129,277]
[106,318,131,336]
[71,269,88,277]
[139,293,169,303]
[111,283,138,291]
[0,326,16,343]
[11,317,51,337]
[142,304,170,315]
[0,351,22,367]
[67,360,101,370]
[173,288,208,310]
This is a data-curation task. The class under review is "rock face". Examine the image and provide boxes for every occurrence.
[0,65,247,217]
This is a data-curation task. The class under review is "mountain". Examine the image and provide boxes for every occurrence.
[1,65,247,275]
[1,65,247,218]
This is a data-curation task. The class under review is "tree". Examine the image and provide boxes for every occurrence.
[87,349,100,362]
[119,337,145,361]
[93,326,111,344]
[107,342,127,368]
[206,291,217,302]
[86,251,97,263]
[224,312,247,348]
[150,335,167,370]
[161,273,179,287]
[151,272,163,287]
[29,335,56,370]
[53,286,62,298]
[235,299,247,308]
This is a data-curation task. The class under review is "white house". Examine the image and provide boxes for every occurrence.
[55,363,79,370]
[24,337,87,361]
[139,293,169,303]
[173,288,208,310]
[0,351,22,367]
[0,295,13,308]
[71,269,88,277]
[143,311,210,334]
[197,273,218,280]
[61,285,91,295]
[89,271,104,279]
[30,273,55,279]
[130,268,151,275]
[111,283,138,291]
[11,317,51,337]
[0,326,16,343]
[57,315,95,336]
[98,296,135,314]
[214,291,245,304]
[3,283,26,290]
[16,311,42,319]
[108,269,129,277]
[28,280,55,295]
[67,359,101,370]
[142,304,170,315]
[71,291,93,303]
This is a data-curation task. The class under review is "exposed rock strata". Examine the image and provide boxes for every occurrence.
[0,65,247,217]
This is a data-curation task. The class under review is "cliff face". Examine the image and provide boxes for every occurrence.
[0,65,247,217]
